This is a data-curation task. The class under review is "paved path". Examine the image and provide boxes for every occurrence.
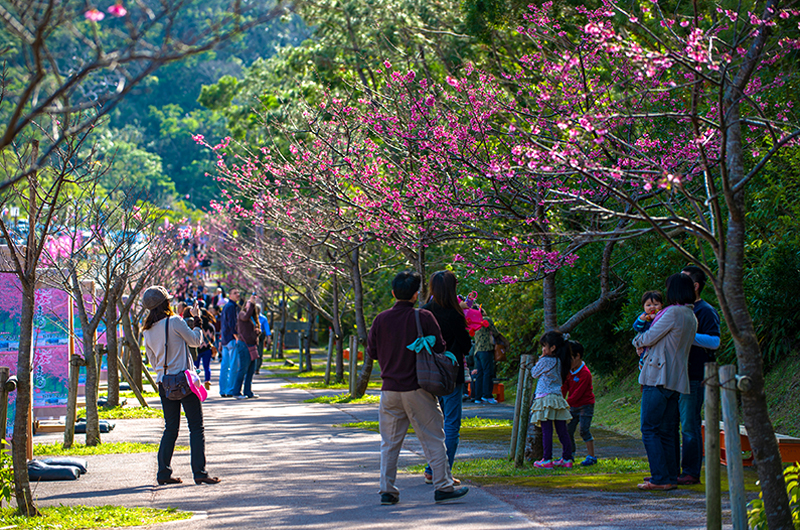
[30,362,739,529]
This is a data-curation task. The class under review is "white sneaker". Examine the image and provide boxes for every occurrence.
[482,397,498,404]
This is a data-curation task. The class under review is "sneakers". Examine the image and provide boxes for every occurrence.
[533,459,553,469]
[481,397,498,404]
[580,455,598,466]
[246,394,259,399]
[677,474,701,485]
[553,458,573,468]
[380,493,399,505]
[434,487,469,503]
[235,395,247,400]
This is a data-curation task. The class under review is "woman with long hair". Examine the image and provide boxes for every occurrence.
[422,270,472,484]
[142,286,221,486]
[632,274,697,491]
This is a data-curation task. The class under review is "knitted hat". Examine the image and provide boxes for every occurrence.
[142,286,172,310]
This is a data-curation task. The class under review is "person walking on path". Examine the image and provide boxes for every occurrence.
[677,265,720,486]
[472,308,501,404]
[232,293,259,399]
[632,273,697,491]
[421,270,472,484]
[141,286,220,486]
[367,270,469,505]
[219,289,241,397]
[255,304,271,375]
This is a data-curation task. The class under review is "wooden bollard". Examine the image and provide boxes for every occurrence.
[704,362,721,530]
[324,331,334,386]
[510,355,529,458]
[720,365,746,530]
[514,355,533,467]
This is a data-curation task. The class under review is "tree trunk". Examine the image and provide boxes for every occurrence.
[305,296,314,370]
[105,290,119,407]
[721,104,791,528]
[82,337,101,446]
[12,279,38,516]
[350,248,373,398]
[331,274,344,383]
[542,271,558,332]
[120,309,142,392]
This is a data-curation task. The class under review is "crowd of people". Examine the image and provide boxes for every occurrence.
[365,265,718,504]
[139,263,718,499]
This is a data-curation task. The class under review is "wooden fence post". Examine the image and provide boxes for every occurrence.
[514,355,533,467]
[0,367,15,440]
[510,355,529,459]
[704,362,721,530]
[348,336,358,397]
[324,330,333,386]
[720,364,746,530]
[298,330,305,372]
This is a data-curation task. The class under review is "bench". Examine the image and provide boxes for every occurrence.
[702,422,800,466]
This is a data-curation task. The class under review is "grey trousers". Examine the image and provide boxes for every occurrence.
[379,388,455,495]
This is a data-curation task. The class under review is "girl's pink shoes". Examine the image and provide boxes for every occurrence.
[553,458,574,468]
[533,459,553,468]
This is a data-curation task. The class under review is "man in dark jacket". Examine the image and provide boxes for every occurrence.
[366,270,469,505]
[678,266,721,485]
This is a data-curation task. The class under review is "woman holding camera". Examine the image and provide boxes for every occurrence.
[142,285,221,486]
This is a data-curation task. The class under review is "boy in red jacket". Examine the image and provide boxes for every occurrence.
[562,341,597,466]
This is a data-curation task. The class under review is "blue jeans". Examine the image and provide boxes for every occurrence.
[679,380,704,478]
[157,383,209,481]
[568,403,594,453]
[194,348,212,383]
[231,341,253,397]
[474,350,495,400]
[425,384,463,475]
[641,385,680,485]
[219,341,237,395]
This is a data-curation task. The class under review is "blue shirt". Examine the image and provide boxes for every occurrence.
[220,300,239,346]
[259,314,271,336]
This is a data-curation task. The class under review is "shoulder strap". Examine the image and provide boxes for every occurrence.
[163,316,170,373]
[414,309,423,339]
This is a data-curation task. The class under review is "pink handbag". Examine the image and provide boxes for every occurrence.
[185,368,208,402]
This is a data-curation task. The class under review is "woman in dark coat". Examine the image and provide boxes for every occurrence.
[422,270,472,483]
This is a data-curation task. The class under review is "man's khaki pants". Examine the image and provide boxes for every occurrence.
[379,388,455,495]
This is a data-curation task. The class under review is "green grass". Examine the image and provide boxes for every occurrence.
[764,355,800,437]
[338,417,511,433]
[592,371,642,437]
[304,393,380,404]
[33,442,189,456]
[0,505,190,529]
[283,380,381,390]
[77,406,164,420]
[405,456,649,478]
[100,391,160,399]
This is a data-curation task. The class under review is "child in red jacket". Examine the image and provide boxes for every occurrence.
[562,341,597,466]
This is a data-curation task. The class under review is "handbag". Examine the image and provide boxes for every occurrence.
[160,317,195,401]
[494,334,509,362]
[408,309,458,397]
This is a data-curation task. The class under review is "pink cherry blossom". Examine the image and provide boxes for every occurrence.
[84,8,104,21]
[108,3,127,17]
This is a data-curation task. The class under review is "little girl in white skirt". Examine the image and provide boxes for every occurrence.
[530,331,574,468]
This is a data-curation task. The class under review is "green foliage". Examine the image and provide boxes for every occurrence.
[0,505,190,529]
[33,442,187,456]
[0,441,13,507]
[747,463,800,530]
